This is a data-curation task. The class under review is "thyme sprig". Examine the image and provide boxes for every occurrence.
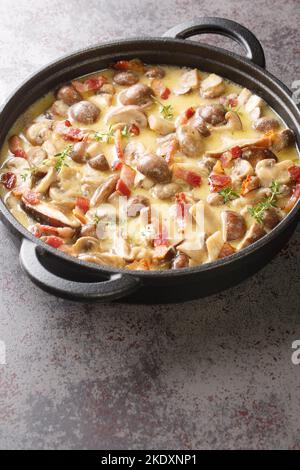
[152,96,174,120]
[54,144,73,172]
[94,125,129,143]
[248,181,281,224]
[219,187,240,204]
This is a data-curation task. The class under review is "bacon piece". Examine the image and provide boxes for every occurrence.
[218,242,236,259]
[8,135,27,159]
[71,75,108,93]
[173,164,202,187]
[56,122,87,142]
[75,196,90,214]
[43,236,64,248]
[208,174,232,192]
[285,183,300,212]
[112,59,145,73]
[1,172,17,190]
[150,78,171,100]
[288,166,300,183]
[22,190,40,205]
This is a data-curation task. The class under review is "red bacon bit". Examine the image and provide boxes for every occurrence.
[44,236,64,249]
[163,138,178,165]
[120,164,136,187]
[129,124,140,136]
[185,107,195,119]
[71,75,107,93]
[175,192,187,219]
[151,78,171,100]
[22,190,40,205]
[218,242,236,259]
[228,97,238,108]
[173,164,202,187]
[75,196,90,214]
[112,160,123,171]
[209,174,232,192]
[220,151,233,168]
[65,119,72,127]
[231,146,242,159]
[285,183,300,212]
[1,172,17,190]
[63,127,85,142]
[288,166,300,183]
[112,59,145,73]
[116,178,131,197]
[153,222,169,247]
[8,135,27,159]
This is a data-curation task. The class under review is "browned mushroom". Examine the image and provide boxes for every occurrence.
[137,153,171,183]
[238,222,266,249]
[221,210,246,241]
[90,175,119,207]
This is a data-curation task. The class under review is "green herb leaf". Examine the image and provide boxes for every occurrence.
[94,125,115,143]
[219,187,239,204]
[54,145,73,172]
[248,181,281,224]
[152,96,174,120]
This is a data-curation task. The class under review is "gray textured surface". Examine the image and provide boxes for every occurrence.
[0,0,300,450]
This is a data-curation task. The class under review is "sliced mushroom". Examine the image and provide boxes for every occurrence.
[148,114,175,135]
[200,74,225,99]
[174,69,199,95]
[68,236,100,255]
[206,230,224,262]
[90,175,119,207]
[119,83,153,106]
[245,95,264,116]
[221,210,246,241]
[105,105,148,128]
[270,129,295,152]
[80,223,97,238]
[177,236,207,263]
[26,121,53,146]
[21,200,80,228]
[171,252,189,269]
[209,111,242,132]
[256,158,294,187]
[27,147,48,166]
[238,222,266,249]
[241,146,277,167]
[34,167,57,193]
[252,116,280,133]
[237,88,252,106]
[176,125,204,158]
[77,252,126,268]
[151,182,181,200]
[50,100,69,118]
[137,153,171,183]
[231,158,254,181]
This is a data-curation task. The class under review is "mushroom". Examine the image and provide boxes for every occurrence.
[34,167,57,193]
[137,153,171,183]
[88,154,109,171]
[245,95,264,116]
[113,71,139,86]
[270,129,295,152]
[90,175,119,207]
[148,114,175,135]
[206,230,224,262]
[256,159,294,187]
[176,125,204,158]
[26,121,53,146]
[252,117,280,133]
[56,84,82,106]
[198,104,226,126]
[174,69,199,95]
[69,100,100,124]
[206,192,224,206]
[221,210,246,241]
[105,105,148,128]
[77,252,126,268]
[237,88,252,106]
[151,182,181,200]
[145,66,165,79]
[119,83,153,107]
[262,207,282,230]
[27,147,48,166]
[191,200,220,236]
[200,73,225,99]
[50,100,69,118]
[127,195,150,217]
[231,158,254,182]
[209,111,242,132]
[238,222,266,249]
[67,236,100,255]
[241,146,277,167]
[171,252,189,269]
[70,142,88,163]
[21,200,80,228]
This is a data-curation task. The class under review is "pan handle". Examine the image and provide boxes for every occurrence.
[163,17,266,68]
[19,239,140,302]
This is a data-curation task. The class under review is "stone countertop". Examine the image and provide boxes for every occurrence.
[0,0,300,450]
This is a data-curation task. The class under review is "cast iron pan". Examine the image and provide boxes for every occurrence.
[0,17,299,303]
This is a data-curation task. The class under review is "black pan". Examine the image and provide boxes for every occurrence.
[0,17,299,303]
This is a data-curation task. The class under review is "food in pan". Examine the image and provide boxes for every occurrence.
[0,59,299,270]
